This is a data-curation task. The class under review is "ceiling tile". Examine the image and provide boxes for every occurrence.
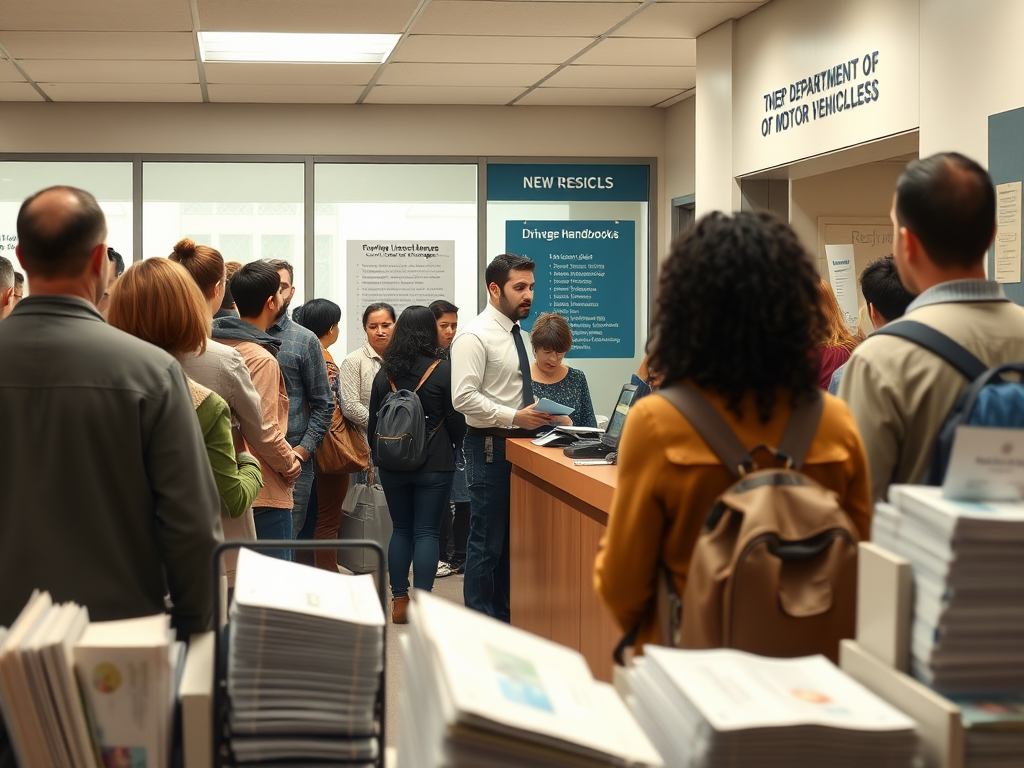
[40,83,203,102]
[545,64,694,89]
[378,62,555,87]
[615,2,764,38]
[365,85,525,105]
[0,0,192,32]
[516,86,680,107]
[656,90,694,109]
[0,83,43,101]
[24,60,198,85]
[0,32,195,61]
[413,1,639,37]
[205,62,378,85]
[0,60,24,82]
[208,83,364,103]
[198,0,421,34]
[393,35,589,64]
[576,36,696,66]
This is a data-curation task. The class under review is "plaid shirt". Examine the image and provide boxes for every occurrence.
[267,313,333,454]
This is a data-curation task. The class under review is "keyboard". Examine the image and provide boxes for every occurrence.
[563,440,613,459]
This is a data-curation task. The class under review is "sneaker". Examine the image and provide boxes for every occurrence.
[450,559,466,575]
[436,561,454,578]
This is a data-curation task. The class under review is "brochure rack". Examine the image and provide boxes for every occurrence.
[211,540,387,768]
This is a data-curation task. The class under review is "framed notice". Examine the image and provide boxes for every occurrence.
[817,217,893,331]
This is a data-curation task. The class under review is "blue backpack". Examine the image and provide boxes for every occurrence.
[373,360,444,472]
[874,321,1024,483]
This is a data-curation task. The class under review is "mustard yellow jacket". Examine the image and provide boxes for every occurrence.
[593,385,872,651]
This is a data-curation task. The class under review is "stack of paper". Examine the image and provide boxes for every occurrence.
[227,548,385,765]
[0,591,100,768]
[952,696,1024,768]
[873,485,1024,692]
[625,647,918,768]
[397,590,662,768]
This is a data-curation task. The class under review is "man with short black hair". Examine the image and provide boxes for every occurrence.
[828,255,914,394]
[452,253,554,621]
[0,256,14,320]
[96,246,125,317]
[263,259,333,546]
[839,153,1024,501]
[0,186,222,634]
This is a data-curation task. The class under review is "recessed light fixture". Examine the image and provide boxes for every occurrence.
[198,32,401,64]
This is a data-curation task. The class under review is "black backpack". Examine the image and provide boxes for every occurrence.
[373,360,444,472]
[874,320,1024,483]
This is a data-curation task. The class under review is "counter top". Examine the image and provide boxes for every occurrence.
[506,438,618,515]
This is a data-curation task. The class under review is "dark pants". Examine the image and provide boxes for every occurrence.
[252,507,292,561]
[438,501,471,566]
[378,469,454,597]
[463,435,511,622]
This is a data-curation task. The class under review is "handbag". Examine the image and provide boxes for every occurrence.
[317,406,370,474]
[338,468,392,573]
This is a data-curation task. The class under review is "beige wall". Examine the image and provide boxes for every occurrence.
[695,20,739,216]
[664,95,695,251]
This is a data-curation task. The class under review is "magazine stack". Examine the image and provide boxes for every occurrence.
[873,484,1024,693]
[624,647,918,768]
[227,548,385,765]
[397,590,662,768]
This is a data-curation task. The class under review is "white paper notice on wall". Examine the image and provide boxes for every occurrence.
[824,243,861,333]
[995,181,1022,284]
[346,240,455,353]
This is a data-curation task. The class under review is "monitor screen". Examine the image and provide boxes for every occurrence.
[604,385,638,444]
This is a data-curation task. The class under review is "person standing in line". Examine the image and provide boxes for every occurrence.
[431,299,469,577]
[816,281,860,390]
[0,186,222,635]
[451,254,554,622]
[264,259,333,548]
[340,302,396,448]
[529,312,598,429]
[12,272,24,308]
[213,262,297,560]
[95,246,124,317]
[368,306,467,623]
[0,256,14,320]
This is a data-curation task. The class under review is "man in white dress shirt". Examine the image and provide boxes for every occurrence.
[451,253,554,621]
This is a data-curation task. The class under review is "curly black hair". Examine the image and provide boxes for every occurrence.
[648,210,825,422]
[382,305,441,380]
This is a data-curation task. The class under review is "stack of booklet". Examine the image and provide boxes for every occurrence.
[227,548,385,765]
[0,591,182,768]
[398,590,663,768]
[624,647,919,767]
[873,484,1024,693]
[953,696,1024,768]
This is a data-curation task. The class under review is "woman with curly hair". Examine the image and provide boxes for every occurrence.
[593,211,872,653]
[817,280,860,388]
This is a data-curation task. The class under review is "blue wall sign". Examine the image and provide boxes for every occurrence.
[506,220,635,359]
[487,164,648,202]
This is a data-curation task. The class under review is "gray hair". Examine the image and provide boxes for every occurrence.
[0,256,14,291]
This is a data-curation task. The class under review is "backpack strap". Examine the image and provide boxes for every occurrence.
[874,321,988,381]
[658,384,751,479]
[776,391,824,471]
[414,359,442,392]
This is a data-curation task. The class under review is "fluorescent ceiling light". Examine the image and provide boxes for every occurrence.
[199,32,400,64]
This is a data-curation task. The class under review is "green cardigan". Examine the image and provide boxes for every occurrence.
[195,390,263,518]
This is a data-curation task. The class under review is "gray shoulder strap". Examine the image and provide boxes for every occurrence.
[776,391,824,470]
[658,385,749,478]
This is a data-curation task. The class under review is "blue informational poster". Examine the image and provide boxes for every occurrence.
[506,220,635,359]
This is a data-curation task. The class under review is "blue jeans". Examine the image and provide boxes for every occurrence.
[290,457,315,542]
[463,435,511,622]
[252,507,293,561]
[378,469,454,598]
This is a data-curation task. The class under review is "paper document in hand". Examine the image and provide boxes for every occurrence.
[533,398,574,416]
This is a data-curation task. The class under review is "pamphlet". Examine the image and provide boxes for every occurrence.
[533,398,574,416]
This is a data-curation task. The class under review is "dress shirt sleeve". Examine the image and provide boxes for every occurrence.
[198,394,263,519]
[297,338,333,454]
[450,333,517,427]
[340,354,370,432]
[248,356,298,480]
[440,360,468,446]
[146,362,223,637]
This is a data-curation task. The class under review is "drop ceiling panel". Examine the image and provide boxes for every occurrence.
[0,83,45,101]
[0,60,24,82]
[517,87,681,107]
[393,35,589,64]
[576,36,696,66]
[0,0,192,32]
[205,62,378,85]
[41,83,203,102]
[366,85,525,105]
[546,64,694,89]
[198,0,422,34]
[378,62,555,87]
[208,84,364,103]
[24,60,199,85]
[615,2,764,38]
[414,1,639,37]
[0,32,195,61]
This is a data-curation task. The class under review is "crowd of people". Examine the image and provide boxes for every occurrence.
[0,151,1021,658]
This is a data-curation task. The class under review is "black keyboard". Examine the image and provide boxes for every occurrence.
[563,440,613,459]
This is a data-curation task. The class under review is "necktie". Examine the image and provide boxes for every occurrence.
[511,324,534,409]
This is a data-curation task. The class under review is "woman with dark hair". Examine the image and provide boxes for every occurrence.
[340,302,396,442]
[368,306,467,623]
[593,211,872,652]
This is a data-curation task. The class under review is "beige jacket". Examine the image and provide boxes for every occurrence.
[838,294,1024,502]
[219,339,295,510]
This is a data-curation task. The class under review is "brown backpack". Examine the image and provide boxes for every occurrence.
[647,386,859,663]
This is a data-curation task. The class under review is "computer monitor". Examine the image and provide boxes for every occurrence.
[601,384,638,449]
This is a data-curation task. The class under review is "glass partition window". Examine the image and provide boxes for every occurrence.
[315,164,478,356]
[143,163,306,304]
[0,162,134,296]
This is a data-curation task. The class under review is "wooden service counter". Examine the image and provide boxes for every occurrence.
[507,439,622,683]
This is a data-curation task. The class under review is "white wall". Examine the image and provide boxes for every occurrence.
[695,20,739,216]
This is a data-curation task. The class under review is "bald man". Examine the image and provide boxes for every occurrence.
[0,186,223,636]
